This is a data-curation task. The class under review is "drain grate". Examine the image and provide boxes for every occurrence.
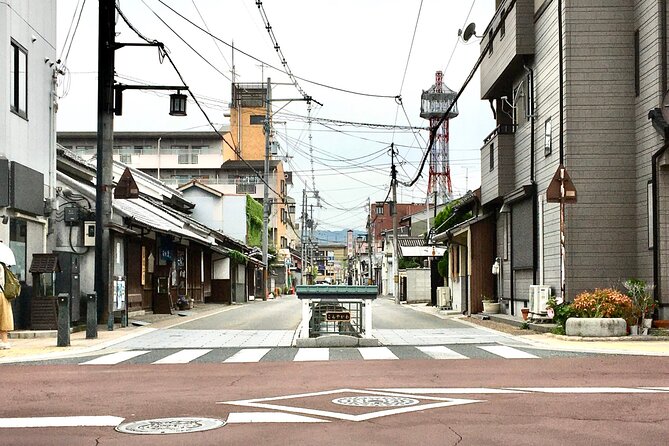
[116,417,225,435]
[332,396,420,407]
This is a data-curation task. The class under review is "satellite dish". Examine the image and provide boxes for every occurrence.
[462,23,479,42]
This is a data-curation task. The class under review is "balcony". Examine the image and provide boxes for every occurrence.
[480,125,516,206]
[480,0,534,99]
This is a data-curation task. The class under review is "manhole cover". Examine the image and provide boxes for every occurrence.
[116,417,225,435]
[332,396,420,407]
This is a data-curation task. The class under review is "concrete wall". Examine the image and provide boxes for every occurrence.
[406,268,431,303]
[222,195,247,244]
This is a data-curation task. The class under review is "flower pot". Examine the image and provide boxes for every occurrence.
[521,308,530,321]
[642,318,653,329]
[547,308,555,319]
[630,325,639,335]
[641,327,650,335]
[482,302,500,314]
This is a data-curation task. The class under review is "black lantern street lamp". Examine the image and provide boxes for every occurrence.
[170,91,187,116]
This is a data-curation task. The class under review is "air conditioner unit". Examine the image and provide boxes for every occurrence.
[437,286,452,309]
[529,285,551,315]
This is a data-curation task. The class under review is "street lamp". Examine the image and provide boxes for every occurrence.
[169,91,187,116]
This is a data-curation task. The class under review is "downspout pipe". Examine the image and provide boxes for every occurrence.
[524,64,537,287]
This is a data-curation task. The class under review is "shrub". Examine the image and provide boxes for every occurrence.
[571,288,633,319]
[547,296,577,332]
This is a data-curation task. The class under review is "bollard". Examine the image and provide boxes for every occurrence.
[86,293,98,339]
[57,293,70,347]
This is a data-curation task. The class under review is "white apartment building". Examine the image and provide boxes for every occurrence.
[1,0,57,283]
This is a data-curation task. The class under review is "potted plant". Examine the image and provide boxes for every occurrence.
[482,296,500,314]
[521,307,530,321]
[623,279,657,335]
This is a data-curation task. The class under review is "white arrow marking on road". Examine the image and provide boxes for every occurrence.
[0,416,124,428]
[226,412,329,423]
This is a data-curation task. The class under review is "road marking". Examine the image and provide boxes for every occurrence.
[0,416,124,428]
[376,388,526,394]
[152,349,212,364]
[80,351,149,365]
[224,348,271,363]
[226,412,328,423]
[294,348,329,362]
[220,388,481,422]
[478,345,538,359]
[508,387,660,393]
[358,347,398,360]
[417,346,469,360]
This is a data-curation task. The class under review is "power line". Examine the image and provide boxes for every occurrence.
[153,0,399,100]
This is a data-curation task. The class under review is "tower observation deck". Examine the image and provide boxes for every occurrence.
[420,71,458,202]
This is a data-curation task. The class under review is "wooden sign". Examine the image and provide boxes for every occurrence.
[114,167,139,199]
[546,164,577,203]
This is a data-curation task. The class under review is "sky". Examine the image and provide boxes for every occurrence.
[55,0,496,235]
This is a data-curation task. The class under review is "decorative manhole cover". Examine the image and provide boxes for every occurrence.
[331,396,420,407]
[116,417,225,435]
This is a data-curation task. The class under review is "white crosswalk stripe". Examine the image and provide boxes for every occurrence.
[70,344,555,366]
[418,345,469,360]
[152,349,212,364]
[358,347,398,360]
[294,348,329,362]
[80,350,150,365]
[224,348,271,363]
[478,345,539,359]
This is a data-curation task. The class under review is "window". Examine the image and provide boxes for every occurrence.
[376,206,384,215]
[634,29,640,97]
[512,85,520,125]
[119,154,132,164]
[544,118,552,156]
[177,147,199,164]
[134,145,152,155]
[10,40,28,118]
[488,30,494,57]
[250,115,265,125]
[280,180,286,196]
[281,208,287,223]
[489,142,495,171]
[499,12,506,39]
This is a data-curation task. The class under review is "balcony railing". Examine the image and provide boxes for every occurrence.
[483,124,517,144]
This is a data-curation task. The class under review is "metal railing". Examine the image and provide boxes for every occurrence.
[309,300,363,337]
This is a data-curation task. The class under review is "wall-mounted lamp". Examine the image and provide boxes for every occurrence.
[169,91,188,116]
[1,216,8,224]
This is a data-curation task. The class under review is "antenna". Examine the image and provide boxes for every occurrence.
[460,23,480,42]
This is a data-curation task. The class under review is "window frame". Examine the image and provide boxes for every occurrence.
[634,29,640,97]
[544,118,552,157]
[489,142,495,172]
[10,39,28,119]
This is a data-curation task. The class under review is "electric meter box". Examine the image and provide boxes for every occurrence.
[83,221,96,246]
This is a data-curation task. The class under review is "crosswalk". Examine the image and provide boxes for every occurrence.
[75,344,557,366]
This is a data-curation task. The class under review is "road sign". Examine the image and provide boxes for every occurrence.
[546,164,577,203]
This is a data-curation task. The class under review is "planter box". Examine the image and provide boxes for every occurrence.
[565,317,627,337]
[482,302,500,314]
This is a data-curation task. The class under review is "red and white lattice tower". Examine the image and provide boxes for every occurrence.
[420,71,458,202]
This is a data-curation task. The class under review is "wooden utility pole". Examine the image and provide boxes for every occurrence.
[391,144,399,304]
[97,0,115,328]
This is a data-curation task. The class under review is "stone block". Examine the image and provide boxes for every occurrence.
[565,317,627,337]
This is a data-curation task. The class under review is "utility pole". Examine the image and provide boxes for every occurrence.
[97,0,115,328]
[368,197,373,285]
[391,144,399,304]
[262,77,272,300]
[301,188,306,285]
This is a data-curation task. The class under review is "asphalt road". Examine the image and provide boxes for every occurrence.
[1,355,668,445]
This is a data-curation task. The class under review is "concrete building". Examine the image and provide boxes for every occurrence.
[458,0,669,319]
[0,0,57,286]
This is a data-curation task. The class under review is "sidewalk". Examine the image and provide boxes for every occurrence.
[401,299,669,357]
[0,303,236,364]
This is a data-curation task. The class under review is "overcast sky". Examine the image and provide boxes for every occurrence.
[56,0,495,235]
